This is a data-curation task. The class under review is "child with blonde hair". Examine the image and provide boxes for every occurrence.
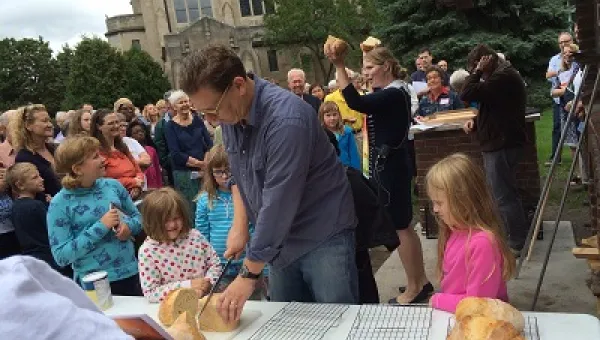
[426,153,515,312]
[47,136,143,295]
[138,187,222,303]
[8,162,72,277]
[195,145,266,298]
[318,102,361,170]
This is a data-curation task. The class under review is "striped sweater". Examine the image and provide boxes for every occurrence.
[195,190,242,276]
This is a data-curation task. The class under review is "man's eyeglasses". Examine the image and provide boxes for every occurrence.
[212,169,230,177]
[204,84,231,116]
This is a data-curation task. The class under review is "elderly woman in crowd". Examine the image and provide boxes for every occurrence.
[450,69,479,108]
[415,66,464,119]
[53,111,70,144]
[12,104,61,203]
[326,45,432,304]
[67,108,92,137]
[90,109,144,200]
[165,90,213,214]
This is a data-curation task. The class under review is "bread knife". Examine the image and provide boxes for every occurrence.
[196,257,233,322]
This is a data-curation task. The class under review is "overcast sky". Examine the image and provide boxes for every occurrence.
[0,0,133,53]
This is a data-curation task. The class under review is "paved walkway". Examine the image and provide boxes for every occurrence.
[374,221,597,315]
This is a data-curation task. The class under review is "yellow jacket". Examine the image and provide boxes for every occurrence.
[324,90,363,131]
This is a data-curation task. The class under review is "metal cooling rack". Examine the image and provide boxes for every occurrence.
[248,302,349,340]
[346,305,433,340]
[447,315,540,340]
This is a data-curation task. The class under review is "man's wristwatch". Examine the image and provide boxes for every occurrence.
[239,264,261,280]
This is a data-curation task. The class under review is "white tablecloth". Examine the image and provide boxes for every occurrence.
[106,296,600,339]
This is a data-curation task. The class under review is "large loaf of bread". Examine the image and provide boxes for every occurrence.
[448,315,525,340]
[324,35,349,56]
[197,293,240,332]
[360,36,381,53]
[455,297,525,332]
[167,312,206,340]
[159,288,199,327]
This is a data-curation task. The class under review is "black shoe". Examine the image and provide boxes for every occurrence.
[390,282,434,304]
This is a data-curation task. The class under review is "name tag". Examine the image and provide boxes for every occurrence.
[440,98,450,105]
[190,171,201,180]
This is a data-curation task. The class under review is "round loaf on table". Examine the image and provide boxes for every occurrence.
[447,315,525,340]
[324,35,349,57]
[197,293,240,332]
[455,297,525,332]
[167,311,206,340]
[159,288,199,327]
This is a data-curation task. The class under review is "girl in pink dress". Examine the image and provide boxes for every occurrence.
[426,153,515,313]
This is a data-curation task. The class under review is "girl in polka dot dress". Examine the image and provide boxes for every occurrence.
[138,187,222,303]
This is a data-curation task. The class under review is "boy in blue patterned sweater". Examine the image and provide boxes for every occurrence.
[47,136,143,295]
[195,145,267,299]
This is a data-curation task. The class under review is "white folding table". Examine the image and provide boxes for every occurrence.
[106,296,600,339]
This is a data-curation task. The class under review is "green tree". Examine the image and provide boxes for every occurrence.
[63,37,127,109]
[0,37,62,113]
[54,44,74,111]
[263,0,378,82]
[374,0,571,108]
[122,48,171,108]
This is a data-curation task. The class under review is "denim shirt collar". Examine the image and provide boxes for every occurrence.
[245,75,266,128]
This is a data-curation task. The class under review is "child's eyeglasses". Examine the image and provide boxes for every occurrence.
[212,169,231,177]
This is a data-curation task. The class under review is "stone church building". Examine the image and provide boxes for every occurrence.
[105,0,321,87]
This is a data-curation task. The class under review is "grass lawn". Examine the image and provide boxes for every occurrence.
[535,109,588,211]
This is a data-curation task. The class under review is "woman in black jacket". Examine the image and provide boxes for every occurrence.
[326,45,432,304]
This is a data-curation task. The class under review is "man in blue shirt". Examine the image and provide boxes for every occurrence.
[180,46,358,322]
[545,32,573,165]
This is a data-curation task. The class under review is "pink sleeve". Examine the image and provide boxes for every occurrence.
[193,232,223,285]
[138,243,191,303]
[431,234,504,313]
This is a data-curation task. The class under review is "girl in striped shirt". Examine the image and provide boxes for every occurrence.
[195,145,266,299]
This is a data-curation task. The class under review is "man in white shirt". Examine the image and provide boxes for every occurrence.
[546,32,573,165]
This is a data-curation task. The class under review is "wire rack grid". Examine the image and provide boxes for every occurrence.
[248,302,350,340]
[447,315,540,340]
[346,305,433,340]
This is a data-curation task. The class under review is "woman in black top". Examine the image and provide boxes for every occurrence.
[11,104,61,204]
[326,45,432,304]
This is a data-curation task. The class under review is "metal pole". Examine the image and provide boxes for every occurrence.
[531,68,600,310]
[515,65,590,277]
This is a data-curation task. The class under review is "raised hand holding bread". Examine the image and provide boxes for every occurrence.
[324,35,349,66]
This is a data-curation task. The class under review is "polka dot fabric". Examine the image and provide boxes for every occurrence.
[138,229,222,303]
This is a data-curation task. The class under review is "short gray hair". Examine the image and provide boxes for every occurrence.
[287,68,305,81]
[55,111,68,121]
[449,69,470,93]
[168,90,189,106]
[0,110,16,126]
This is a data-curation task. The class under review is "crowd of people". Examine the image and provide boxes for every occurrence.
[0,26,585,333]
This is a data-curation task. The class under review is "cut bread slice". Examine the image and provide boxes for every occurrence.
[159,288,199,327]
[167,311,206,340]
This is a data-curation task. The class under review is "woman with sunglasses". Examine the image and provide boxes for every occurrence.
[165,90,213,216]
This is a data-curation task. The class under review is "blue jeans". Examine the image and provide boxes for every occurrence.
[269,229,359,303]
[482,148,527,250]
[551,102,562,160]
